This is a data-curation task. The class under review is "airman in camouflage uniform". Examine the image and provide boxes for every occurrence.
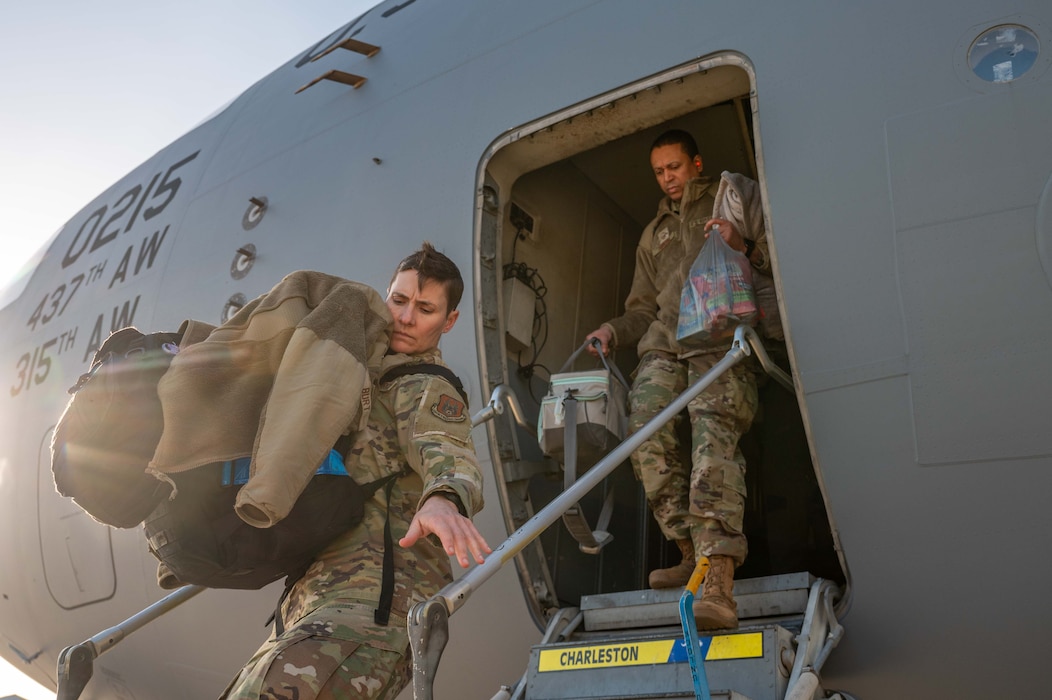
[586,130,767,631]
[221,243,490,700]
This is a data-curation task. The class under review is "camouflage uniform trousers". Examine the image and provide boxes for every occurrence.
[219,606,412,700]
[628,350,759,565]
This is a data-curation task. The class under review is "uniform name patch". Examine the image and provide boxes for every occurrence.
[432,394,467,422]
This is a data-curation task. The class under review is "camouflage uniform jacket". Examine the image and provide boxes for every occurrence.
[602,177,718,358]
[603,174,773,358]
[277,348,484,654]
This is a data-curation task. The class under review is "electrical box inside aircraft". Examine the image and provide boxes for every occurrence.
[503,277,534,351]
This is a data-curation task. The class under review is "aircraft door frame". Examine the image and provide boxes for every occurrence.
[472,51,850,626]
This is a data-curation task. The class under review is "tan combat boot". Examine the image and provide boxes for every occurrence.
[693,555,738,630]
[648,538,696,589]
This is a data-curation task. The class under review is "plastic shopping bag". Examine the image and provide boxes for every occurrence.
[676,227,759,345]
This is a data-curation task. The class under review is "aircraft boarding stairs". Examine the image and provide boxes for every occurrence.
[498,572,844,700]
[489,327,847,700]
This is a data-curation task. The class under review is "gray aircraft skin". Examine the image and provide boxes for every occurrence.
[0,1,1049,698]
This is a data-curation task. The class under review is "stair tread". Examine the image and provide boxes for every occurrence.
[580,572,813,631]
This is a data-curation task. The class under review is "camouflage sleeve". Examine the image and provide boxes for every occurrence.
[391,375,485,518]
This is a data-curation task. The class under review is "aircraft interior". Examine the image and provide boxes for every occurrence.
[475,60,845,628]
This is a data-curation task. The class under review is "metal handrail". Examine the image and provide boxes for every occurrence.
[472,383,531,430]
[410,325,794,699]
[785,578,844,697]
[56,585,206,699]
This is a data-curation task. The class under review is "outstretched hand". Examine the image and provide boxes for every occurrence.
[400,494,492,568]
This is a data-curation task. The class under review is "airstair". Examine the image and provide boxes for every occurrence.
[500,572,845,700]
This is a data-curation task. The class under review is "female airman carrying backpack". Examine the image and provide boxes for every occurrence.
[49,271,469,629]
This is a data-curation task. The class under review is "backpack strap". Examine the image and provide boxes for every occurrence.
[374,474,400,625]
[267,470,405,634]
[380,363,468,405]
[332,360,469,458]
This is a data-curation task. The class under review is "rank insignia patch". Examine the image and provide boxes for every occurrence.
[432,394,467,422]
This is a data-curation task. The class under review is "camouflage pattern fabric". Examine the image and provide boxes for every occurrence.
[628,350,758,566]
[220,350,484,699]
[628,352,689,540]
[684,351,758,565]
[219,606,411,700]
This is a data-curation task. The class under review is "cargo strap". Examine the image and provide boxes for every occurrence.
[554,339,625,555]
[559,394,615,554]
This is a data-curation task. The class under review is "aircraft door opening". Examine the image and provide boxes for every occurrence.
[474,55,846,627]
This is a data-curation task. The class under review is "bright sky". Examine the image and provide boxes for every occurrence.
[0,0,378,293]
[0,2,377,696]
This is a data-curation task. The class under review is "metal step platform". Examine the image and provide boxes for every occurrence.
[524,624,793,700]
[580,572,814,632]
[516,573,836,700]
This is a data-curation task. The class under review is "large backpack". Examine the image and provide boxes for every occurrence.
[50,327,183,528]
[141,362,468,625]
[142,450,398,591]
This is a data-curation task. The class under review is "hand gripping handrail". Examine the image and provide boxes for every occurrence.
[410,325,794,699]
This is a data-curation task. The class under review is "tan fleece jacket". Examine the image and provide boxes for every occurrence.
[149,270,392,527]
